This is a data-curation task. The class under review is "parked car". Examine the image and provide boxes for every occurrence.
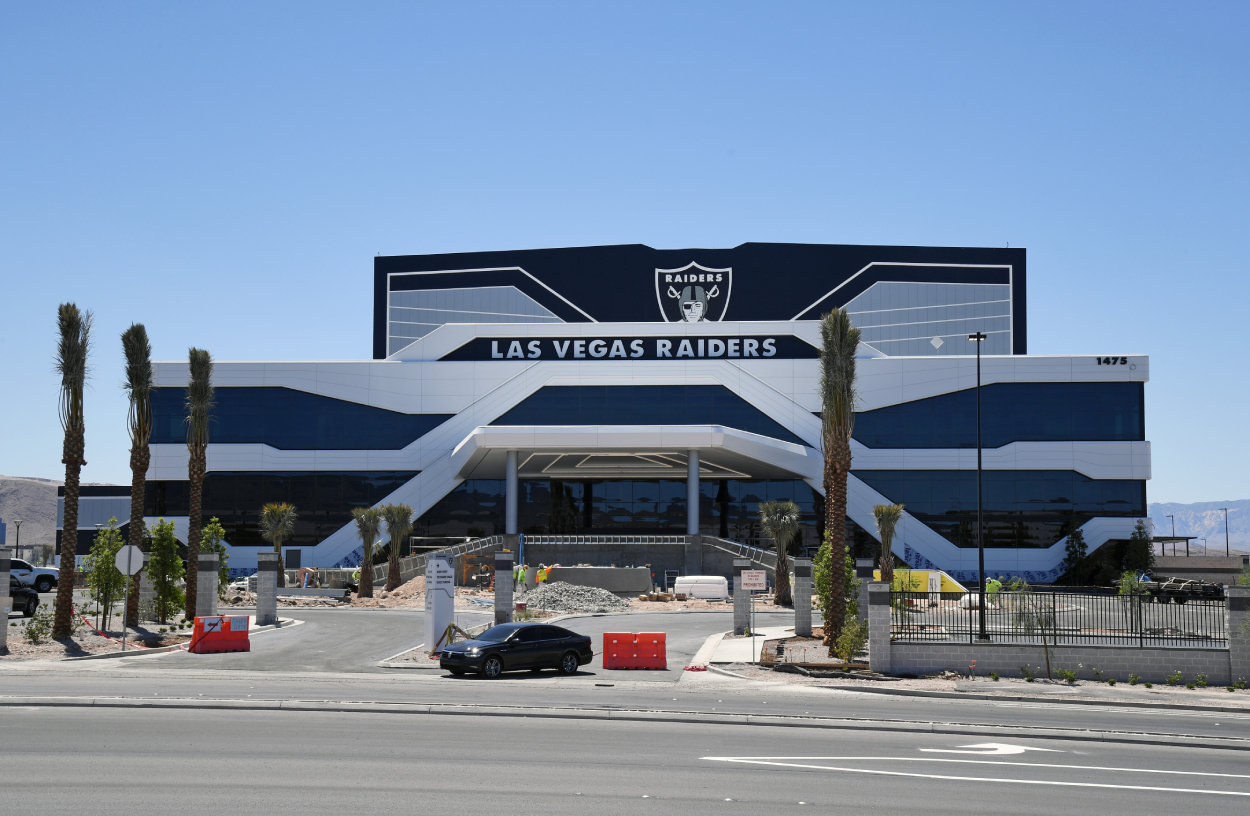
[439,622,593,678]
[9,575,40,617]
[9,558,58,593]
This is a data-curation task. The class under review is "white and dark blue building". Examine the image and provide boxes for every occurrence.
[63,243,1149,584]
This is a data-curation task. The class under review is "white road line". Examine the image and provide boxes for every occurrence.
[705,756,1250,780]
[701,758,1250,795]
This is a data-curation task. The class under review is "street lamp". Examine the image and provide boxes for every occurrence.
[1220,504,1230,557]
[1166,514,1175,555]
[968,331,989,642]
[13,518,22,560]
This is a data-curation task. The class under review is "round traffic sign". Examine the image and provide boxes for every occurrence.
[115,544,144,575]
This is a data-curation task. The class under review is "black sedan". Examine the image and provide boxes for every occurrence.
[439,622,593,678]
[9,575,39,617]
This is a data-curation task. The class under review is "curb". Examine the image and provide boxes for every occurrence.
[3,694,1248,751]
[820,683,1250,714]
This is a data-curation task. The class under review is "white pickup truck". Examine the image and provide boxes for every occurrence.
[9,558,60,593]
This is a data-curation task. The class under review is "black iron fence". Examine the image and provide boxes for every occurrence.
[890,590,1227,648]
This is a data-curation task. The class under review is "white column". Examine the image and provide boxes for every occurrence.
[505,450,519,535]
[686,450,699,536]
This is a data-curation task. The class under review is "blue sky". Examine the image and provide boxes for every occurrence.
[1,2,1246,503]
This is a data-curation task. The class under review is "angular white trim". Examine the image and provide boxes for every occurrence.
[850,440,1152,481]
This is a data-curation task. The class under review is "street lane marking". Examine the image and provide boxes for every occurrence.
[701,757,1250,795]
[921,742,1062,755]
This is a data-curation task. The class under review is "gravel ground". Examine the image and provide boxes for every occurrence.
[521,581,631,613]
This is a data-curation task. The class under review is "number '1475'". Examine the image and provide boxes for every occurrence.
[1097,356,1128,365]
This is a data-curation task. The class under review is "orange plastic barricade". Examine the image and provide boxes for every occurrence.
[189,615,251,654]
[601,632,666,670]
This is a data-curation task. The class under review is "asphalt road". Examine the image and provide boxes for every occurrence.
[5,706,1248,815]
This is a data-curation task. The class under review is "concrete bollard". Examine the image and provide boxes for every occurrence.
[856,558,875,625]
[1230,586,1250,685]
[733,559,751,635]
[0,546,11,650]
[196,552,219,618]
[792,558,813,637]
[255,553,279,626]
[494,551,514,625]
[867,581,892,674]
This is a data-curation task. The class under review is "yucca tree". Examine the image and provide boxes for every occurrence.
[352,506,383,598]
[121,324,153,626]
[873,503,905,586]
[758,500,800,607]
[184,348,214,618]
[52,304,93,638]
[382,503,414,591]
[819,308,861,645]
[259,502,298,588]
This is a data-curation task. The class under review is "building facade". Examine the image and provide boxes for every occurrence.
[71,243,1147,584]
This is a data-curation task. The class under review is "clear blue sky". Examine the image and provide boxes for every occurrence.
[1,2,1246,504]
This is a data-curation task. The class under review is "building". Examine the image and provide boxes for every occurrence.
[60,242,1150,583]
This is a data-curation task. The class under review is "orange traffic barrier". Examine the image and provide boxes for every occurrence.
[189,615,251,654]
[601,632,666,670]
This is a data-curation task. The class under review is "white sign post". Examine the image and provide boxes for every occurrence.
[740,569,767,663]
[114,545,143,651]
[424,553,455,657]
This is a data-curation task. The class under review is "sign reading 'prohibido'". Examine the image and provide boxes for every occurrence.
[439,335,818,362]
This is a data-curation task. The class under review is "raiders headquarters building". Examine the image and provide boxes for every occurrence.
[64,243,1148,585]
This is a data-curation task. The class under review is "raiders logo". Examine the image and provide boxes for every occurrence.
[654,262,732,322]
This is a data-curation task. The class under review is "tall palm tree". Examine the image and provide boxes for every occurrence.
[52,304,92,638]
[352,506,383,598]
[121,324,153,626]
[819,308,861,646]
[259,503,298,588]
[873,503,905,586]
[382,503,414,591]
[184,348,214,618]
[758,500,800,606]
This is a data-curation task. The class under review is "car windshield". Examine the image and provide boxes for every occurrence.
[474,625,522,643]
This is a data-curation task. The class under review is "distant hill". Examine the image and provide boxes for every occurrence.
[0,475,60,551]
[1149,499,1249,555]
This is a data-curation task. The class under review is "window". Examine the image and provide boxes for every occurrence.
[152,387,451,451]
[842,281,1012,356]
[852,382,1144,449]
[388,286,563,355]
[144,471,418,549]
[491,386,809,447]
[854,470,1146,549]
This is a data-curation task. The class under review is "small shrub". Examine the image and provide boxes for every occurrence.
[1185,682,1195,689]
[990,672,1000,681]
[1230,687,1237,693]
[834,618,869,668]
[1055,667,1078,684]
[1092,667,1105,683]
[159,627,167,633]
[1234,677,1248,690]
[1195,673,1208,688]
[1165,670,1184,686]
[1020,664,1036,682]
[1144,682,1153,688]
[1107,678,1116,686]
[1129,674,1141,686]
[24,606,54,644]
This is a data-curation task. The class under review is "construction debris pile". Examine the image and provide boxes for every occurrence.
[521,581,631,613]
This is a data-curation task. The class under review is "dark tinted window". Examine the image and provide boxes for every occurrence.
[491,385,809,447]
[855,470,1146,550]
[151,387,451,451]
[513,627,544,643]
[852,382,1144,449]
[536,626,569,640]
[476,625,521,643]
[12,560,32,571]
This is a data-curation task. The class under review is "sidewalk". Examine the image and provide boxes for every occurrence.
[709,626,791,663]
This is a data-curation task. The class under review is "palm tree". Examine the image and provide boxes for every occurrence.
[873,503,904,586]
[759,500,800,606]
[382,504,414,591]
[819,308,861,646]
[121,324,153,626]
[183,348,214,619]
[52,304,92,638]
[352,506,383,598]
[259,503,298,588]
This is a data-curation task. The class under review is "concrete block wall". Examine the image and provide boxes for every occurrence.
[1231,586,1249,685]
[0,546,10,650]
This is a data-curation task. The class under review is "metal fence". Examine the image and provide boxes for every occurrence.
[890,590,1227,648]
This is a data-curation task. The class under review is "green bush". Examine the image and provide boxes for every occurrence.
[1195,673,1208,688]
[1107,678,1117,686]
[24,606,54,643]
[200,517,232,598]
[1054,667,1078,684]
[1020,664,1036,682]
[1129,674,1141,685]
[1165,670,1184,686]
[989,672,1000,681]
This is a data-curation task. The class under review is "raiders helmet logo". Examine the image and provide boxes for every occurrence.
[654,262,732,322]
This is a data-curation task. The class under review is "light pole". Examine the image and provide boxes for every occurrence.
[968,331,989,642]
[1166,514,1175,555]
[1220,504,1230,557]
[13,518,22,561]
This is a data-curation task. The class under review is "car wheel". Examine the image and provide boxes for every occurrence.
[558,651,580,675]
[481,655,504,678]
[449,668,465,676]
[35,578,53,594]
[24,598,38,617]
